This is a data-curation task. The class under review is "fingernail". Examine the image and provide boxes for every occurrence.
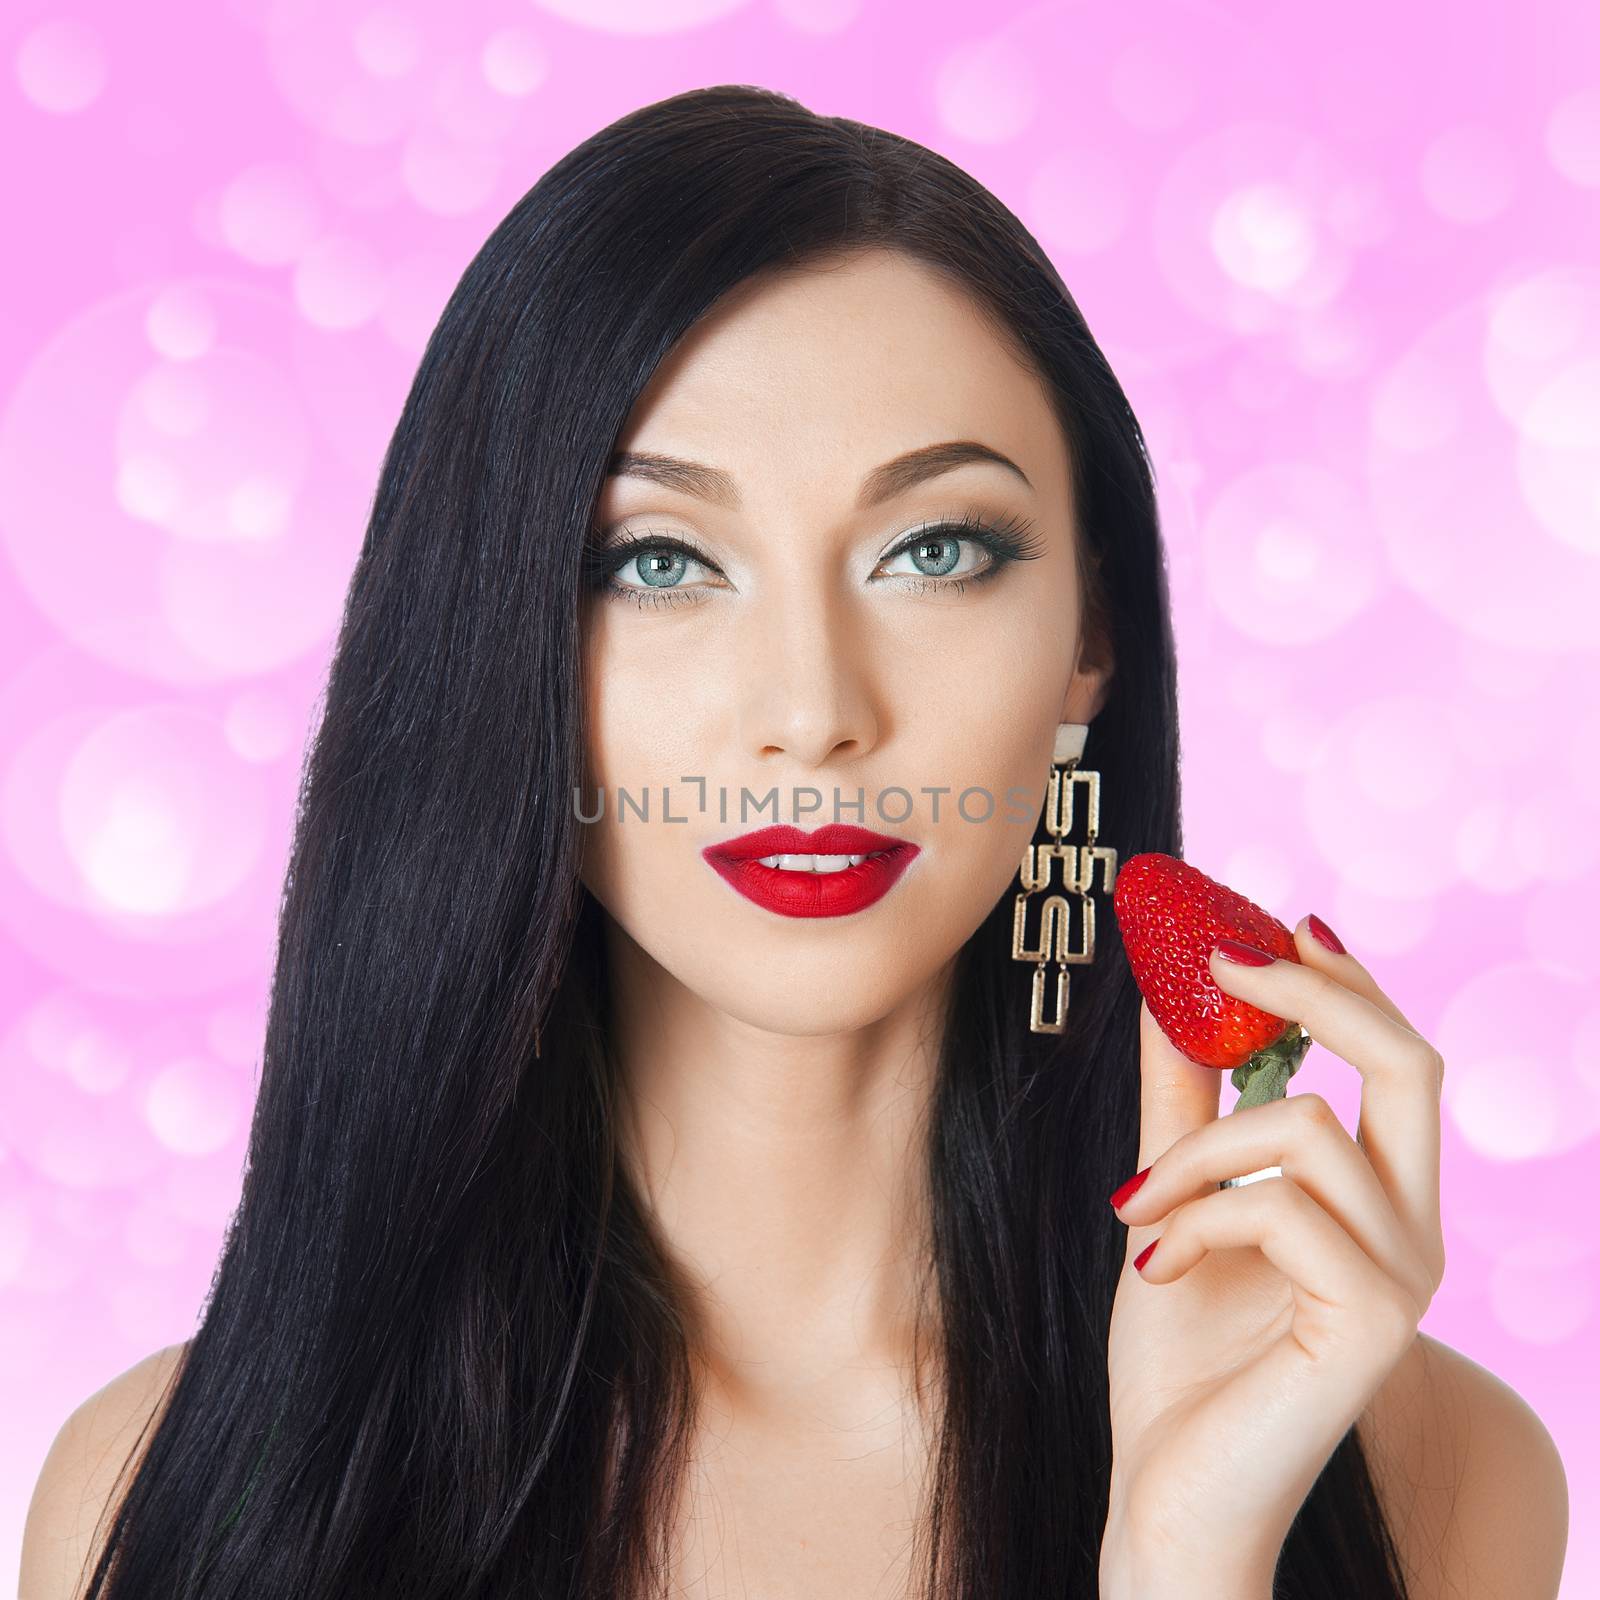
[1214,938,1274,966]
[1109,1166,1151,1211]
[1133,1239,1159,1273]
[1307,913,1346,955]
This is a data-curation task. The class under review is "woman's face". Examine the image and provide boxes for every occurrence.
[578,247,1111,1036]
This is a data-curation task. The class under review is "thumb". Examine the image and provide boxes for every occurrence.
[1134,995,1222,1171]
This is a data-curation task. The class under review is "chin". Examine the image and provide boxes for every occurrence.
[709,981,923,1038]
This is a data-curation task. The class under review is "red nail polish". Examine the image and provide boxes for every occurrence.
[1307,913,1346,955]
[1109,1166,1151,1210]
[1133,1239,1159,1273]
[1214,938,1274,966]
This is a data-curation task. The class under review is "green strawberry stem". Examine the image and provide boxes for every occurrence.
[1229,1022,1313,1111]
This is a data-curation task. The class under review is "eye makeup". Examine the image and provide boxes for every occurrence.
[582,505,1048,611]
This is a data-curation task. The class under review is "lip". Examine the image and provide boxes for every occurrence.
[701,824,921,919]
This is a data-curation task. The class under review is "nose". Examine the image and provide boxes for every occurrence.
[735,583,880,772]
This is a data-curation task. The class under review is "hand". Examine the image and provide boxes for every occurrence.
[1099,915,1446,1598]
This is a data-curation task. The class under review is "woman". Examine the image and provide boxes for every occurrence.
[21,84,1567,1599]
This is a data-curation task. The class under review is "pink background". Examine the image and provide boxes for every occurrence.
[2,0,1596,1591]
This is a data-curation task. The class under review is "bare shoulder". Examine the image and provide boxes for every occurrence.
[1359,1331,1568,1600]
[19,1340,191,1600]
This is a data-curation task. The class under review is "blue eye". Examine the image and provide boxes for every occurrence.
[585,509,1046,611]
[880,531,977,581]
[620,547,704,590]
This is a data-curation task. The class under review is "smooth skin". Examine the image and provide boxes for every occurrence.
[22,248,1568,1599]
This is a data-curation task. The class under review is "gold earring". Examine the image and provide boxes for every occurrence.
[1010,722,1119,1034]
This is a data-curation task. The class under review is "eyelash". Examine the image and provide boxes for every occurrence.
[583,508,1048,611]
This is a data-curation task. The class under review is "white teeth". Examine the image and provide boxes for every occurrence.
[755,852,872,872]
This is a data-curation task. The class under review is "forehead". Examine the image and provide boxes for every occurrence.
[607,248,1070,513]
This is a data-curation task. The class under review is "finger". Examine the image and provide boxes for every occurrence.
[1113,1091,1436,1311]
[1287,915,1444,1279]
[1206,936,1444,1281]
[1134,1177,1421,1365]
[1134,993,1222,1174]
[1293,913,1421,1033]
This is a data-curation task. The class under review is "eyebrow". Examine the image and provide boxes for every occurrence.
[604,440,1033,511]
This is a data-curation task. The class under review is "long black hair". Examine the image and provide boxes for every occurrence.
[84,84,1409,1598]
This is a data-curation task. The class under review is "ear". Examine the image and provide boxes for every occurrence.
[1060,642,1114,726]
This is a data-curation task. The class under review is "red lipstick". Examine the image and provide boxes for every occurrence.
[701,824,920,919]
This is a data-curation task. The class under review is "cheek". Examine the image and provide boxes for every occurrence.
[923,732,1049,913]
[880,608,1067,805]
[577,620,718,910]
[887,611,1072,907]
[586,680,713,806]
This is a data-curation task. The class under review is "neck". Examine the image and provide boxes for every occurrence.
[606,920,950,1414]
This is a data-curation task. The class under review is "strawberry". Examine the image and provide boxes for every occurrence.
[1111,851,1311,1110]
